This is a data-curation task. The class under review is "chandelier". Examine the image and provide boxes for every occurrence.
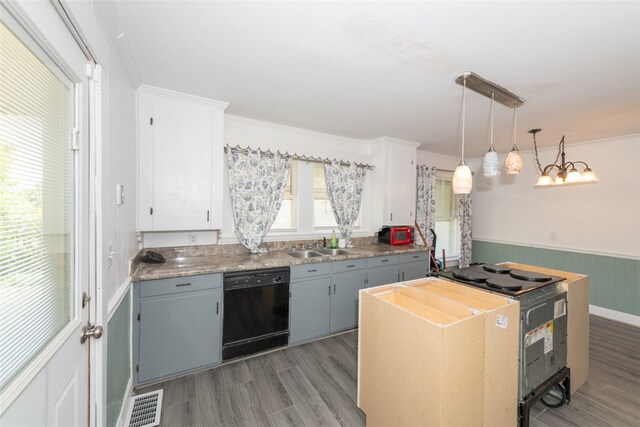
[530,129,599,186]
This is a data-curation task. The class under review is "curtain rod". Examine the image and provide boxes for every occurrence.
[224,145,375,170]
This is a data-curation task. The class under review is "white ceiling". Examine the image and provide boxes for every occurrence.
[104,1,640,157]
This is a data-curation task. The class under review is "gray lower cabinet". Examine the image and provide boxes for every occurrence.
[367,255,401,287]
[400,251,430,281]
[133,274,222,384]
[289,276,331,344]
[331,269,367,332]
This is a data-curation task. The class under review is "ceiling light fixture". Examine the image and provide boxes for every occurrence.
[531,129,599,187]
[453,74,472,194]
[482,92,500,177]
[504,107,523,174]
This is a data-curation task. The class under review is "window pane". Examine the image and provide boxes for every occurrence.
[0,18,74,391]
[313,164,337,228]
[270,161,297,230]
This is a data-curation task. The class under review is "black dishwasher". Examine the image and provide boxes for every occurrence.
[222,267,290,360]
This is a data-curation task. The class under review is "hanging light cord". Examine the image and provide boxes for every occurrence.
[461,77,467,163]
[532,131,563,173]
[511,107,518,149]
[489,92,495,150]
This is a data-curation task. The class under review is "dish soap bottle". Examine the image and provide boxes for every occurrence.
[330,230,337,249]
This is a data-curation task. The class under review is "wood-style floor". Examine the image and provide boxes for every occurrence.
[134,315,640,426]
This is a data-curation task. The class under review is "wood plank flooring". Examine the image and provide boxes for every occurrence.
[134,315,639,426]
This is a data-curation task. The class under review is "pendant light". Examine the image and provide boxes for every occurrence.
[504,106,523,174]
[482,92,500,177]
[453,75,472,194]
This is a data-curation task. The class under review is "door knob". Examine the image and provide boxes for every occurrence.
[80,321,104,344]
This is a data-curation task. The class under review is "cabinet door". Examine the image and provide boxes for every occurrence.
[367,265,401,287]
[289,277,331,344]
[150,100,213,230]
[331,270,367,332]
[385,143,417,225]
[138,289,221,383]
[401,261,429,282]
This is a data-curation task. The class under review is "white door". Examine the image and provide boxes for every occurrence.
[0,2,95,425]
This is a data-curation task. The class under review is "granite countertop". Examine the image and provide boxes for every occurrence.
[131,243,430,281]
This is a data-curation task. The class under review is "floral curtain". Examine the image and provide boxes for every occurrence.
[227,148,291,253]
[416,165,437,246]
[323,161,368,247]
[458,193,473,268]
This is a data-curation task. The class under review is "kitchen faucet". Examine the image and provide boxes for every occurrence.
[308,238,326,249]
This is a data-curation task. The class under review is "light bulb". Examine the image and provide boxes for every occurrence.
[453,164,472,194]
[536,173,553,186]
[482,150,500,177]
[566,168,583,183]
[504,149,523,174]
[555,176,565,185]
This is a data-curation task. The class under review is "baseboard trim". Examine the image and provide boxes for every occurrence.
[115,377,133,427]
[590,305,640,327]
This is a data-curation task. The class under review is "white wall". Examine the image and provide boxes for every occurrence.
[469,134,640,259]
[417,150,460,170]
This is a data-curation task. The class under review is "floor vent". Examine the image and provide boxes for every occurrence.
[126,389,163,427]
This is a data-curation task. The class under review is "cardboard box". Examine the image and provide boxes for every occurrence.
[358,278,519,427]
[502,263,590,395]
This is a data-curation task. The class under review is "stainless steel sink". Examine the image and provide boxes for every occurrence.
[287,250,325,259]
[317,248,351,256]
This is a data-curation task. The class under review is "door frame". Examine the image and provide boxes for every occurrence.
[0,0,102,424]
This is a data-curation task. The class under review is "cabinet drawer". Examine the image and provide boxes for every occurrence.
[401,251,429,263]
[368,255,400,268]
[138,273,222,298]
[291,262,332,279]
[333,258,367,274]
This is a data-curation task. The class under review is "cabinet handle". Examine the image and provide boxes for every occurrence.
[328,285,331,296]
[397,273,400,281]
[402,272,405,280]
[176,283,191,287]
[308,269,317,273]
[216,302,219,314]
[390,213,393,221]
[207,210,210,222]
[412,255,419,259]
[381,259,389,263]
[333,284,336,294]
[347,264,355,268]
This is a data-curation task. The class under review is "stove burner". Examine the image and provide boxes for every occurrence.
[509,269,553,282]
[486,276,523,291]
[483,264,512,274]
[452,268,490,282]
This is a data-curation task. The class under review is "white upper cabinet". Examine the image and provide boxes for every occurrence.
[137,86,228,231]
[381,138,418,226]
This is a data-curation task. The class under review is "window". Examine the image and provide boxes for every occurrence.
[434,173,460,258]
[0,18,75,390]
[312,163,361,229]
[270,161,297,230]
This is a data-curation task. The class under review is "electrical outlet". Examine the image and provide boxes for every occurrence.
[188,233,198,245]
[107,244,114,268]
[116,184,124,205]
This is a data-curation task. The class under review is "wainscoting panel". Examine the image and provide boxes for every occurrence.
[107,289,131,427]
[472,240,639,316]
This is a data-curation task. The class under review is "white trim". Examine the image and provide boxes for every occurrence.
[0,319,82,414]
[590,305,640,327]
[472,237,640,261]
[114,377,133,427]
[108,278,132,321]
[137,84,229,110]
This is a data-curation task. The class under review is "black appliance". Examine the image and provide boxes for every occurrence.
[437,263,570,426]
[222,267,290,360]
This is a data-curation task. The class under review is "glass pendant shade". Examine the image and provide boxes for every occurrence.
[482,149,501,177]
[453,164,473,194]
[536,173,553,186]
[554,176,564,185]
[505,148,523,174]
[565,168,583,183]
[582,168,599,182]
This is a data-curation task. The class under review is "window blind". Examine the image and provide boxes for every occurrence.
[0,18,75,391]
